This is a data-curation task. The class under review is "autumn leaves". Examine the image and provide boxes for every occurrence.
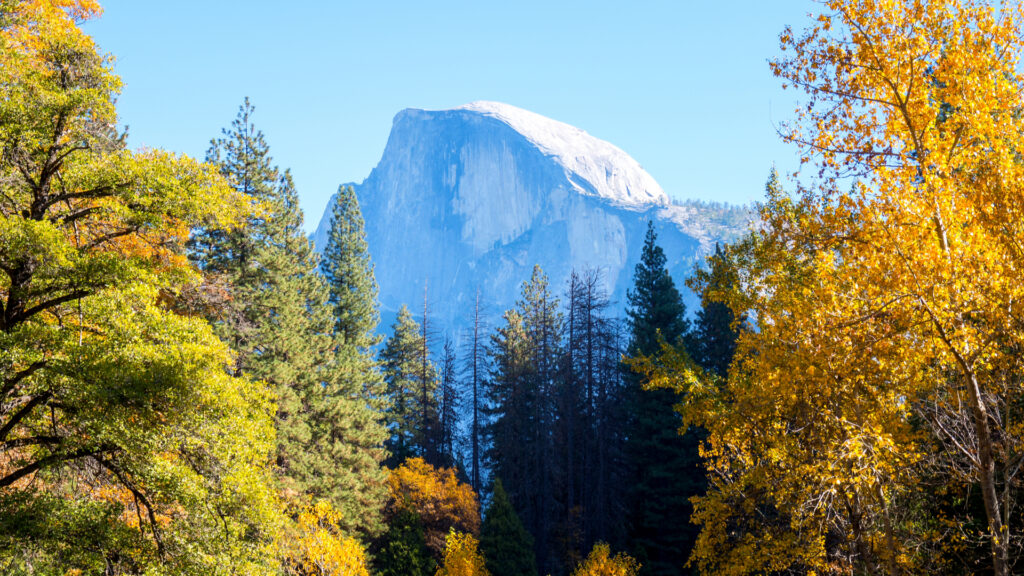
[639,1,1024,574]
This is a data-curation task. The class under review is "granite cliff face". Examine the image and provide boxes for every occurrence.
[313,102,749,335]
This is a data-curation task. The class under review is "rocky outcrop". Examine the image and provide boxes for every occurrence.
[313,102,749,335]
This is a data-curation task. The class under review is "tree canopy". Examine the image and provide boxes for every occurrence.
[638,1,1024,574]
[0,1,281,572]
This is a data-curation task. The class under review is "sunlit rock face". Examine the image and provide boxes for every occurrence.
[314,102,745,336]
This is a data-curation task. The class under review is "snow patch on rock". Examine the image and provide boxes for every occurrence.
[454,101,668,209]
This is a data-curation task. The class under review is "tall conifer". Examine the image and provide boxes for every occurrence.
[693,243,744,377]
[487,265,563,574]
[322,185,380,342]
[438,337,460,468]
[381,305,438,464]
[463,288,488,493]
[318,184,391,536]
[623,221,701,576]
[191,99,339,502]
[480,479,538,576]
[419,284,440,465]
[564,268,628,554]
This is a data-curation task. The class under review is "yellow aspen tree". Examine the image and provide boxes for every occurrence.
[285,500,372,576]
[640,1,1024,574]
[571,543,640,576]
[771,2,1024,573]
[387,457,481,557]
[435,531,490,576]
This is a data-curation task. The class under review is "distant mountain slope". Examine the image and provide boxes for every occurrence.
[313,102,752,335]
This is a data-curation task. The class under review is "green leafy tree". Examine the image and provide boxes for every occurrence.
[0,2,281,572]
[479,479,538,576]
[623,221,701,576]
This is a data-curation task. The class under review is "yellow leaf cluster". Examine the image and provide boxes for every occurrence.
[388,457,481,556]
[571,543,639,576]
[284,500,372,576]
[435,531,490,576]
[641,0,1024,574]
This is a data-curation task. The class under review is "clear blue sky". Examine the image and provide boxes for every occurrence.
[84,1,814,232]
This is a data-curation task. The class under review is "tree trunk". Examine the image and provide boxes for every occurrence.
[965,370,1009,576]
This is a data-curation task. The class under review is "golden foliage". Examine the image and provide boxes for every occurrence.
[388,457,481,556]
[435,530,490,576]
[638,1,1024,575]
[571,543,639,576]
[284,500,372,576]
[2,0,103,60]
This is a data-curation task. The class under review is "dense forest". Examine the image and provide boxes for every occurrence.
[5,0,1024,575]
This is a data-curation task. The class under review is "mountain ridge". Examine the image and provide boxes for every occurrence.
[314,102,752,335]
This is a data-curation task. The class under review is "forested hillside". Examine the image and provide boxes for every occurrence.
[4,1,1024,576]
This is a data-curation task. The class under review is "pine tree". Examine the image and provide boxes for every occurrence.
[382,305,438,464]
[575,269,628,550]
[373,509,438,576]
[623,221,701,576]
[192,98,303,376]
[192,101,388,528]
[479,479,538,576]
[693,243,744,377]
[559,269,629,565]
[322,184,380,343]
[311,172,391,538]
[247,170,336,496]
[625,221,690,357]
[593,315,628,548]
[561,271,585,559]
[486,308,533,508]
[438,337,460,468]
[519,266,563,573]
[487,265,563,574]
[419,282,441,465]
[463,287,488,494]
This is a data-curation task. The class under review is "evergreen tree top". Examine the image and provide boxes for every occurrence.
[626,220,689,357]
[382,305,425,375]
[389,305,419,339]
[480,478,538,576]
[322,184,381,347]
[515,265,563,350]
[206,97,280,202]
